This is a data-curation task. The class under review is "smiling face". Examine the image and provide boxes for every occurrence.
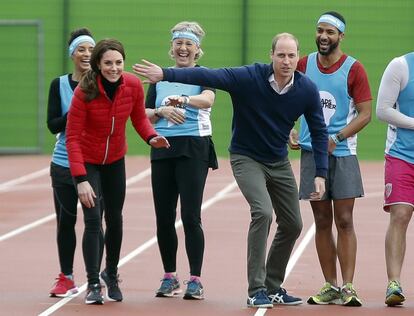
[71,42,94,73]
[171,38,199,68]
[315,22,343,56]
[98,49,124,82]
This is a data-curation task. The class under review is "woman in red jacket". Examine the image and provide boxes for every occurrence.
[66,38,169,305]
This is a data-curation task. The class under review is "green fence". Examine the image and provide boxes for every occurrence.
[1,0,413,159]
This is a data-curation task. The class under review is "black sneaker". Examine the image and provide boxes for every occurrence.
[85,283,104,305]
[100,270,123,302]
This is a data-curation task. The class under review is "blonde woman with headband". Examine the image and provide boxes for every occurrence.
[47,27,95,298]
[140,21,217,300]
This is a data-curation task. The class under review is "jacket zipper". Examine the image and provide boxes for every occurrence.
[102,116,115,164]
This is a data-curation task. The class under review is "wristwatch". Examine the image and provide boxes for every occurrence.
[336,132,345,142]
[154,108,161,118]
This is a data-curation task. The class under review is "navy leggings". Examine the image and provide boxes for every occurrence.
[151,157,209,277]
[82,157,125,285]
[50,162,79,275]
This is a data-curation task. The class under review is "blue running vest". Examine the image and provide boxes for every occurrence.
[51,75,73,167]
[154,81,212,137]
[299,52,357,156]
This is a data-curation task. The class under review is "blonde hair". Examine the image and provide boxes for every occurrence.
[271,32,299,52]
[169,21,205,60]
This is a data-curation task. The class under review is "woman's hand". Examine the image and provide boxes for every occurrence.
[157,105,186,124]
[149,135,170,148]
[77,181,96,208]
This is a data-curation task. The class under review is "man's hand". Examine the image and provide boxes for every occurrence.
[309,176,325,201]
[132,59,164,84]
[288,128,300,150]
[149,135,170,148]
[77,181,96,208]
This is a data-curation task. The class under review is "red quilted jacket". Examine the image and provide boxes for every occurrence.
[66,72,157,177]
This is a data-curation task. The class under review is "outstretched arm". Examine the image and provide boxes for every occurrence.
[133,59,164,83]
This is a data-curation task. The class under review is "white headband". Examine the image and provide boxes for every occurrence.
[317,14,346,33]
[68,35,95,56]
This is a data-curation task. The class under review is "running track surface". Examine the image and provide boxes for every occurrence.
[1,155,413,316]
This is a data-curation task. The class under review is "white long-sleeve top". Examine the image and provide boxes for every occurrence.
[376,55,414,128]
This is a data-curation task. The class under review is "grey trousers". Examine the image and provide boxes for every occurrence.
[230,154,302,296]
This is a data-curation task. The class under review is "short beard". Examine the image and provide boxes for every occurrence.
[316,39,339,56]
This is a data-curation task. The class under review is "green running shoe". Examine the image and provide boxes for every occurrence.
[307,282,341,305]
[341,283,362,307]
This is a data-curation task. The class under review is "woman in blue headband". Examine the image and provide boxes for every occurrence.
[143,21,217,300]
[47,27,95,298]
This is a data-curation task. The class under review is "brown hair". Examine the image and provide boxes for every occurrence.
[80,38,125,101]
[271,32,299,52]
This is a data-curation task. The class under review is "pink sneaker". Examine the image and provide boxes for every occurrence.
[49,273,78,297]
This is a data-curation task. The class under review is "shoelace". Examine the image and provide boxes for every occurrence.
[342,285,357,295]
[161,278,176,288]
[278,288,287,295]
[184,280,200,290]
[388,280,401,290]
[107,274,122,287]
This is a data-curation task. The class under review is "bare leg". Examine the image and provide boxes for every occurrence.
[311,200,337,286]
[385,205,413,282]
[333,198,356,285]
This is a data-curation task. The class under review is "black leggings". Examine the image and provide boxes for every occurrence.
[151,157,209,276]
[82,158,126,285]
[50,163,78,275]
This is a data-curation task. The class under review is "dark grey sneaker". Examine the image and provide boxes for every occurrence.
[85,283,104,305]
[183,279,204,300]
[100,270,123,302]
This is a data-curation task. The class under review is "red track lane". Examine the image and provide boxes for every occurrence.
[0,156,413,316]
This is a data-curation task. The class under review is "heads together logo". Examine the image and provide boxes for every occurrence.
[319,91,336,126]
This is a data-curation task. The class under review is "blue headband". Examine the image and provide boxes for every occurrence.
[68,35,95,56]
[171,31,200,45]
[317,14,346,33]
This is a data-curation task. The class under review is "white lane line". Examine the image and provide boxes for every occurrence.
[0,213,55,242]
[254,308,268,316]
[37,180,238,316]
[0,168,151,243]
[0,167,49,192]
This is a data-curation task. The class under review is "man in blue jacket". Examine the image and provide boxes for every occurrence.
[133,32,328,308]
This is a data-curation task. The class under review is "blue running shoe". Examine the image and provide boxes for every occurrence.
[247,290,273,308]
[268,287,303,305]
[156,275,182,297]
[183,279,204,300]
